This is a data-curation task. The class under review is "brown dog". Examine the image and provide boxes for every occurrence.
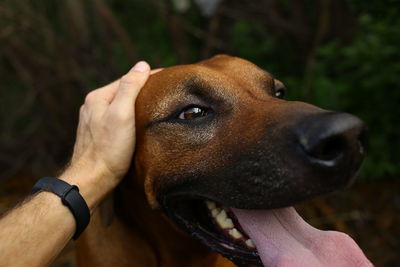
[76,55,372,266]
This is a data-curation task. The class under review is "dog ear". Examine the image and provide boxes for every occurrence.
[99,193,115,227]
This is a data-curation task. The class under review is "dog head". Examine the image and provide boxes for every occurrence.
[132,55,368,266]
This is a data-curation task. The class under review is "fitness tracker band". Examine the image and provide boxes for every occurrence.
[31,177,90,240]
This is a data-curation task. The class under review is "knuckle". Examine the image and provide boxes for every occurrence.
[120,74,137,85]
[79,105,87,118]
[84,91,97,103]
[112,108,132,123]
[120,73,146,87]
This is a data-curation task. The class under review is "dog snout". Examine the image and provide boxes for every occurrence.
[297,112,367,169]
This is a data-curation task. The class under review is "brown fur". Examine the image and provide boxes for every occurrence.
[76,55,250,267]
[75,55,363,266]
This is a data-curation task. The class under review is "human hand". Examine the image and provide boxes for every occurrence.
[61,61,154,210]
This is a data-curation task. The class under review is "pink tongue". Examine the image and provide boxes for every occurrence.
[231,207,373,267]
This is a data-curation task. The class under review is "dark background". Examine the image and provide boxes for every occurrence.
[0,0,399,266]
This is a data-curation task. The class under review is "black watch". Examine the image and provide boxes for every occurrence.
[31,177,90,240]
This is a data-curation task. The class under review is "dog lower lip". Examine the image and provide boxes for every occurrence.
[162,196,262,266]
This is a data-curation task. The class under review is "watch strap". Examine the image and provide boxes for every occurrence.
[31,177,90,240]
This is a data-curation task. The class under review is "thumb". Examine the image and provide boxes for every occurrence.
[110,61,150,111]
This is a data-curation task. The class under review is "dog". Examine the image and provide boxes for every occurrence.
[75,55,372,266]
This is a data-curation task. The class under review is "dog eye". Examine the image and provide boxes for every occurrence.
[275,89,285,99]
[178,106,208,120]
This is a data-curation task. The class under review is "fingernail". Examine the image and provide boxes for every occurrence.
[132,61,150,72]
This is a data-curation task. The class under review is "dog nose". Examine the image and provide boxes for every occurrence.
[297,112,367,168]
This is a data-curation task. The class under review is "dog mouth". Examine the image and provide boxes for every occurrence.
[162,195,373,267]
[163,197,262,266]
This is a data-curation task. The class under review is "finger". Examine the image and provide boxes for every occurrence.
[98,79,120,92]
[91,67,161,104]
[109,61,150,112]
[87,79,120,105]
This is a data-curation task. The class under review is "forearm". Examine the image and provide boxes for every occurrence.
[0,61,151,266]
[0,192,75,267]
[0,164,111,267]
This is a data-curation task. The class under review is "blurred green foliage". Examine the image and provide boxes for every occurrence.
[223,1,400,179]
[310,12,400,178]
[0,0,399,180]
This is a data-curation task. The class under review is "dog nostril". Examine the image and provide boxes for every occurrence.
[297,112,367,168]
[305,135,346,162]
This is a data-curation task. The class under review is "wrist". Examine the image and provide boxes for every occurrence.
[31,177,90,239]
[59,160,117,213]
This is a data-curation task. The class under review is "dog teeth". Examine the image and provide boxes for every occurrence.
[216,209,227,222]
[211,208,220,217]
[205,200,256,250]
[206,200,216,210]
[224,218,234,228]
[219,217,234,229]
[206,201,234,229]
[205,200,256,251]
[228,228,243,239]
[245,239,256,248]
[216,210,235,229]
